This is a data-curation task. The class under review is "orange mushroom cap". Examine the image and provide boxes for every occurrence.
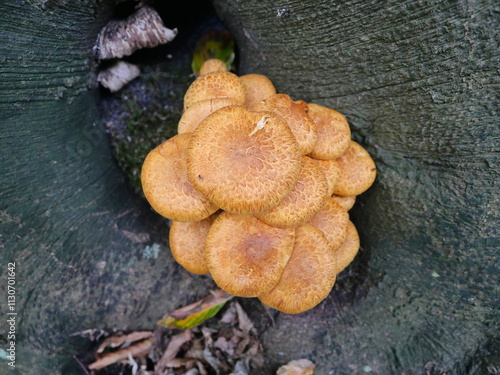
[308,103,351,160]
[141,133,218,221]
[309,197,349,251]
[199,58,228,75]
[205,212,295,297]
[312,158,341,196]
[333,140,377,196]
[259,223,336,314]
[169,212,219,275]
[251,94,318,155]
[177,97,240,134]
[183,71,246,110]
[256,156,328,228]
[186,105,302,214]
[331,194,356,211]
[334,220,361,274]
[239,73,277,107]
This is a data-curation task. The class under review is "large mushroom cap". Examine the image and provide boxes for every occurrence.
[334,220,361,274]
[187,105,302,214]
[183,71,246,110]
[256,156,328,228]
[239,73,277,107]
[259,223,336,314]
[331,194,357,211]
[168,212,218,275]
[308,103,351,160]
[205,212,295,297]
[141,133,218,221]
[309,197,350,251]
[251,94,318,155]
[177,97,240,134]
[333,140,377,196]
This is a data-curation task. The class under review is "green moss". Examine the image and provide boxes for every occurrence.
[106,68,193,194]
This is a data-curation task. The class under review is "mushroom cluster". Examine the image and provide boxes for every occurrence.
[141,59,377,314]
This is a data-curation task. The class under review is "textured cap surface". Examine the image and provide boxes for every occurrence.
[309,197,349,251]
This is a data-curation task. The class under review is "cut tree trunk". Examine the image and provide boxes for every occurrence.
[0,1,498,374]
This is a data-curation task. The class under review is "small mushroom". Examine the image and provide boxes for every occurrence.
[309,198,349,251]
[333,140,377,196]
[186,105,302,214]
[141,133,218,221]
[259,223,336,314]
[94,6,178,60]
[334,221,360,274]
[177,97,240,134]
[168,212,218,275]
[312,158,341,196]
[198,58,228,76]
[251,94,318,155]
[239,73,277,107]
[183,72,246,110]
[307,103,351,160]
[256,156,328,228]
[205,212,295,297]
[331,195,356,211]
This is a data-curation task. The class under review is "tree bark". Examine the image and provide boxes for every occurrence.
[0,0,498,374]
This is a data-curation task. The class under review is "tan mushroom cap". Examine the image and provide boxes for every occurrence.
[251,94,318,155]
[169,212,219,274]
[199,58,228,76]
[205,212,295,297]
[312,158,341,196]
[331,194,356,211]
[333,140,377,196]
[259,223,336,314]
[309,198,349,251]
[183,71,246,110]
[308,103,351,160]
[141,133,218,221]
[256,156,328,228]
[187,105,302,214]
[334,221,360,274]
[177,97,240,134]
[239,73,277,107]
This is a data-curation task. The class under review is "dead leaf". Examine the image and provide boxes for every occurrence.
[158,290,233,330]
[276,359,316,375]
[234,302,254,333]
[156,330,194,371]
[96,331,153,353]
[88,337,153,370]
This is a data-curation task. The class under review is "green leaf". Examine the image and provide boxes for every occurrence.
[191,30,235,75]
[157,289,233,330]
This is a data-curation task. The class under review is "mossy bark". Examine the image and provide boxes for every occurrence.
[0,0,498,374]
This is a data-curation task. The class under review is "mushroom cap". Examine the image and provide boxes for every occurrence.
[309,198,349,251]
[331,194,356,211]
[251,94,318,155]
[312,158,341,196]
[199,58,228,76]
[333,140,377,196]
[187,105,302,214]
[141,133,218,221]
[177,97,240,134]
[334,221,360,274]
[239,73,277,107]
[169,212,218,274]
[205,212,295,297]
[183,71,246,110]
[259,223,336,314]
[307,103,351,160]
[256,156,328,228]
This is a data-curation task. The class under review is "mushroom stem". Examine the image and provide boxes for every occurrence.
[248,115,270,136]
